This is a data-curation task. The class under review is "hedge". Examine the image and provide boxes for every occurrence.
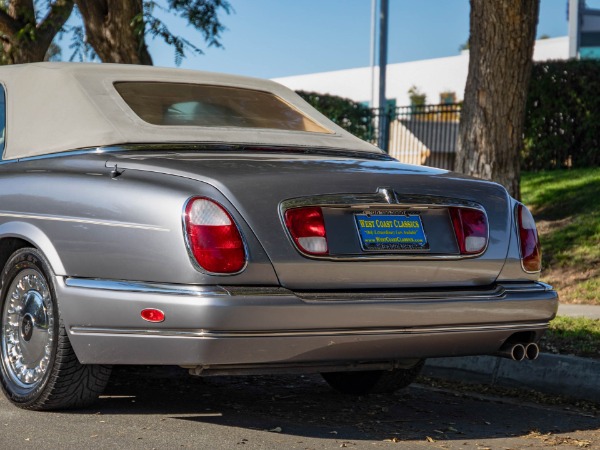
[523,59,600,170]
[297,61,600,171]
[296,90,374,141]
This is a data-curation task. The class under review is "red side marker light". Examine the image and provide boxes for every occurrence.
[141,308,165,323]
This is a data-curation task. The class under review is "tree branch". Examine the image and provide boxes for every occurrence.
[38,0,75,46]
[0,9,20,37]
[74,0,107,28]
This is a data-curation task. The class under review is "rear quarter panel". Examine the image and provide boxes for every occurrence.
[0,155,278,285]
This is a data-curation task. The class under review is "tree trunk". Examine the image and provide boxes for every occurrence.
[75,0,153,65]
[0,0,74,64]
[455,0,539,200]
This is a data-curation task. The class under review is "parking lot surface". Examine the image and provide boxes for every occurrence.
[0,366,598,449]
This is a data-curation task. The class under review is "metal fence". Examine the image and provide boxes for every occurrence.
[370,103,461,170]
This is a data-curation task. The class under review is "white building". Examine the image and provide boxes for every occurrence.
[273,36,569,107]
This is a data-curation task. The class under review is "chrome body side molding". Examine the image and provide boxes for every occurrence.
[70,322,550,339]
[64,277,229,296]
[0,211,169,232]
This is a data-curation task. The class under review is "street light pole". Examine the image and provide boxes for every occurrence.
[568,0,581,58]
[370,0,377,108]
[377,0,389,151]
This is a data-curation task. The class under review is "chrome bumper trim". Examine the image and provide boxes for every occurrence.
[63,277,552,301]
[294,286,506,302]
[64,278,229,296]
[226,282,552,301]
[70,322,549,339]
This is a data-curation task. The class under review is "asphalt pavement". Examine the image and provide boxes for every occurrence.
[0,305,598,449]
[1,369,599,449]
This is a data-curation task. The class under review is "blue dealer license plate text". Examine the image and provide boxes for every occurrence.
[355,213,427,251]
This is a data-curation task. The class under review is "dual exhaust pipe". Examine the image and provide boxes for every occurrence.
[495,342,540,361]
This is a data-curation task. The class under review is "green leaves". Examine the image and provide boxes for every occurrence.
[142,0,231,66]
[523,60,600,170]
[296,91,375,141]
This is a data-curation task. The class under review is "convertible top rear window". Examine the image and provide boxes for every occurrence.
[114,82,331,134]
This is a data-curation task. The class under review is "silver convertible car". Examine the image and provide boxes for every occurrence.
[0,63,557,410]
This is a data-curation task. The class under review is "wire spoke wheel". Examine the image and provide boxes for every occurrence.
[1,268,54,392]
[0,248,111,410]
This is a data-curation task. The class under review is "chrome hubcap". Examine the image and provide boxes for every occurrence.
[1,269,54,389]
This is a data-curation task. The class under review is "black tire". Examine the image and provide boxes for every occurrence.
[321,360,425,395]
[0,248,111,410]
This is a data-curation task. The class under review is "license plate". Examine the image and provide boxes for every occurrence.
[355,213,428,251]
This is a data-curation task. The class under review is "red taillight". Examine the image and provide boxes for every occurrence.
[284,206,328,255]
[184,197,246,273]
[517,204,542,272]
[141,308,165,323]
[449,207,488,255]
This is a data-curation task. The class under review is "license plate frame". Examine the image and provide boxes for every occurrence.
[355,211,429,251]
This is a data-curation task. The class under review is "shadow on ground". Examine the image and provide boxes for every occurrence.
[76,365,599,444]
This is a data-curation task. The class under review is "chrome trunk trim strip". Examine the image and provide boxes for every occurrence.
[70,322,549,339]
[281,189,485,211]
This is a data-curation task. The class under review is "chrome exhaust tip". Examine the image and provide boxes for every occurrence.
[525,342,540,360]
[511,343,526,361]
[495,343,526,361]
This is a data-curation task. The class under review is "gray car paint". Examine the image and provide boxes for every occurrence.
[0,147,556,368]
[1,150,522,288]
[103,150,520,289]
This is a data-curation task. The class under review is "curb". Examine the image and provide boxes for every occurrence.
[423,353,600,403]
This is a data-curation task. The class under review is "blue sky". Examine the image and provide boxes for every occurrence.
[146,0,572,78]
[62,1,577,79]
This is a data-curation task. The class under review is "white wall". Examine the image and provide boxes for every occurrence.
[273,36,569,106]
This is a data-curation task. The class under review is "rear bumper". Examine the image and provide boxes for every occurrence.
[57,278,558,367]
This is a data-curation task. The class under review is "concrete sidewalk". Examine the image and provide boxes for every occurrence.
[424,302,600,403]
[558,303,600,319]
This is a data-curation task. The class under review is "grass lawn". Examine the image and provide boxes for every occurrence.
[521,167,600,304]
[540,316,600,359]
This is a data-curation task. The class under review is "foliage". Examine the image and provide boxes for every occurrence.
[408,85,426,107]
[0,0,73,64]
[67,11,94,62]
[439,91,456,104]
[143,0,231,66]
[296,91,374,141]
[540,316,600,359]
[523,59,600,170]
[44,42,62,61]
[69,0,231,65]
[521,168,600,304]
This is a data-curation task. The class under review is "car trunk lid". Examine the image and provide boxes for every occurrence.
[107,151,512,289]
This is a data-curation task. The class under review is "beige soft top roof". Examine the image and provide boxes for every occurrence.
[0,62,381,160]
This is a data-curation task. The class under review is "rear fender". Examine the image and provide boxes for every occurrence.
[0,221,66,275]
